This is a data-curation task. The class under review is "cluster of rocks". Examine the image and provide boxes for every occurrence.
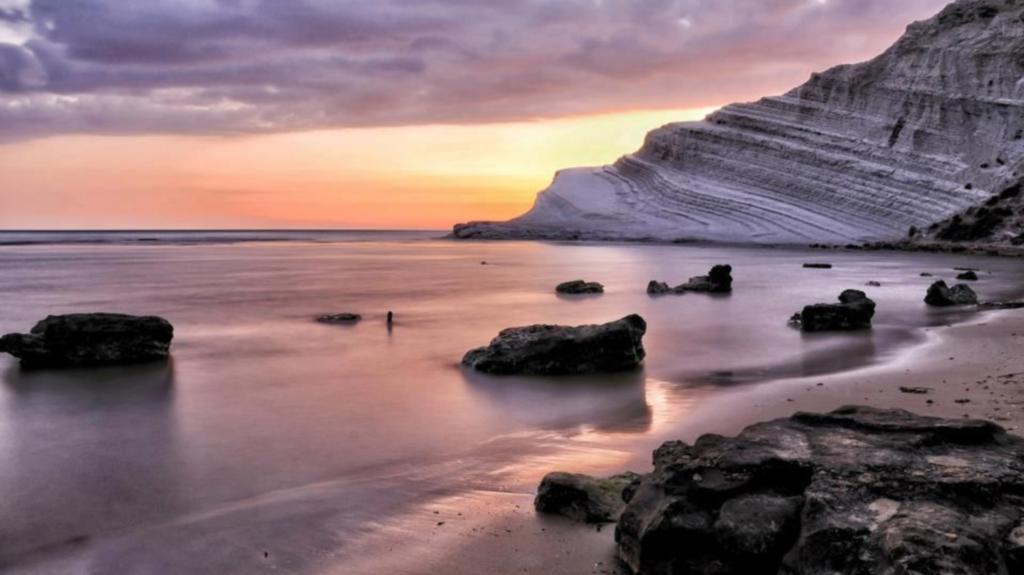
[461,314,647,375]
[555,280,605,295]
[0,313,174,368]
[925,280,979,306]
[648,265,733,295]
[535,406,1024,575]
[790,290,876,332]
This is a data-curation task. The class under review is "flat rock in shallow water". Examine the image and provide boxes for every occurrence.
[462,314,646,375]
[535,471,641,524]
[316,313,362,324]
[0,313,173,368]
[791,289,876,332]
[925,281,978,306]
[555,280,605,294]
[616,406,1024,575]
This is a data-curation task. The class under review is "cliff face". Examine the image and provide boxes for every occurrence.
[454,0,1024,245]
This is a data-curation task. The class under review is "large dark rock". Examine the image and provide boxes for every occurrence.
[925,281,979,306]
[648,265,733,295]
[462,315,646,375]
[556,280,605,295]
[0,313,174,368]
[791,289,876,332]
[615,406,1024,575]
[535,471,641,523]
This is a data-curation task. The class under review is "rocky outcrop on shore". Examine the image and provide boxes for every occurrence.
[598,406,1024,575]
[454,1,1024,246]
[0,313,174,368]
[648,265,733,295]
[790,290,876,332]
[555,280,605,295]
[462,315,646,375]
[925,281,979,306]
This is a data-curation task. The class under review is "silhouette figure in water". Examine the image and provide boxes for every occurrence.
[386,311,394,330]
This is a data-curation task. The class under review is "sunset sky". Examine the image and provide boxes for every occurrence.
[1,0,950,229]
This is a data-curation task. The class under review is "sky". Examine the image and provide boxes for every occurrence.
[0,0,951,230]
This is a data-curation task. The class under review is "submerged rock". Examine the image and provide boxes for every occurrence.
[648,265,733,295]
[535,471,641,524]
[462,315,646,375]
[555,280,605,295]
[791,290,876,331]
[802,263,833,269]
[316,313,362,324]
[0,313,174,368]
[615,406,1024,575]
[956,270,979,281]
[925,281,979,306]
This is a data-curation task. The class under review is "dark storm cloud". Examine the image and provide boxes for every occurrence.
[0,0,950,139]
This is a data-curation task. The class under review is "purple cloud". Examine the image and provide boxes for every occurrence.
[0,0,951,139]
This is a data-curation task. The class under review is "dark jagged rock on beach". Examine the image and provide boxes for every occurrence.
[925,281,979,306]
[615,406,1024,575]
[535,471,641,524]
[316,313,362,324]
[790,290,876,332]
[462,315,646,375]
[648,265,733,295]
[0,313,174,368]
[555,280,605,295]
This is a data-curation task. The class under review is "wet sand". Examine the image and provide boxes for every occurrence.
[352,308,1024,575]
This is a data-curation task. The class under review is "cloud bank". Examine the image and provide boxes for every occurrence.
[0,0,950,139]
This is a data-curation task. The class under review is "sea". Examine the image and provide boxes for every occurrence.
[1,230,1021,573]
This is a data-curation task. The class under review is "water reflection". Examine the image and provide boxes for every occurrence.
[684,327,926,387]
[0,361,180,565]
[461,368,652,434]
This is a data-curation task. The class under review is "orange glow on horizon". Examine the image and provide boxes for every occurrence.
[0,106,718,230]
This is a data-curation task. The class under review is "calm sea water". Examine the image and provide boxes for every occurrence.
[1,231,1021,572]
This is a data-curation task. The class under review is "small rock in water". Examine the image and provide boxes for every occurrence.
[316,313,362,324]
[956,271,979,281]
[648,264,732,294]
[0,313,174,368]
[534,471,641,523]
[925,281,978,307]
[920,272,934,277]
[462,315,646,375]
[555,280,605,295]
[900,386,931,395]
[803,263,833,269]
[866,281,883,287]
[791,290,876,332]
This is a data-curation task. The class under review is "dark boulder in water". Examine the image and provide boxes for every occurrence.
[535,471,641,523]
[802,263,833,269]
[316,313,362,324]
[956,270,979,281]
[925,281,978,306]
[615,406,1024,575]
[462,314,646,375]
[791,290,876,332]
[0,313,174,368]
[555,280,605,295]
[648,265,733,295]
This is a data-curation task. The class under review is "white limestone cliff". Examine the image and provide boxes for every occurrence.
[453,0,1024,245]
